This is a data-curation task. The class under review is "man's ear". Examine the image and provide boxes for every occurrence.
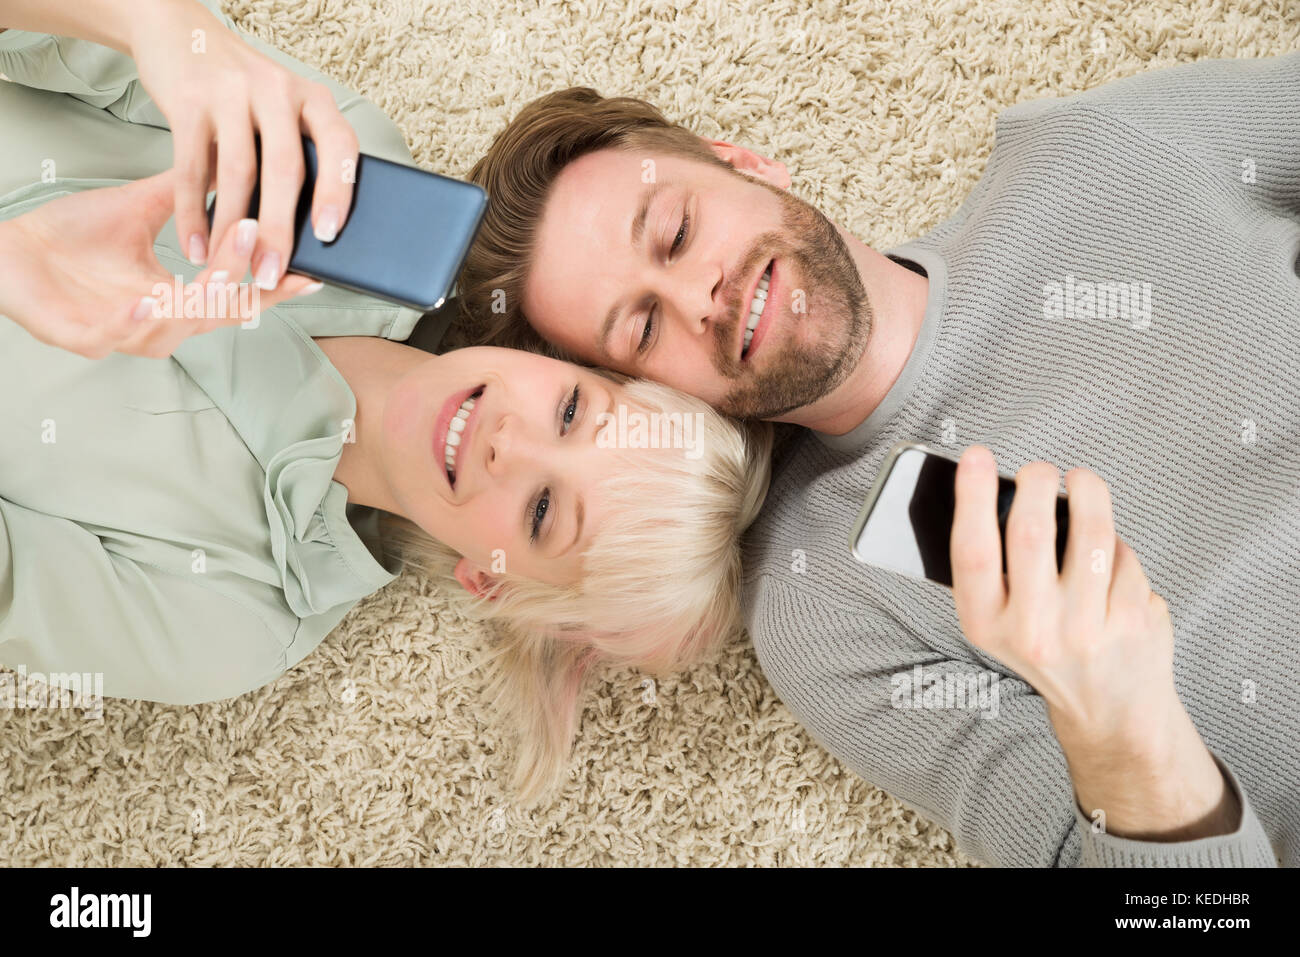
[453,557,499,600]
[702,137,792,190]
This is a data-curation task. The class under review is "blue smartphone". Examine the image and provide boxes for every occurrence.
[206,138,487,311]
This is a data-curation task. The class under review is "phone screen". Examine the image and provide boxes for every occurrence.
[851,445,1069,587]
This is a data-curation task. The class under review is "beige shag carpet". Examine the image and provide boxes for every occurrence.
[3,0,1297,867]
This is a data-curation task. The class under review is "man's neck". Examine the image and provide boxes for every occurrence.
[776,227,929,436]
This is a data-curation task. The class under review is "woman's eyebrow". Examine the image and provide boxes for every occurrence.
[597,389,615,438]
[559,389,613,556]
[560,494,585,558]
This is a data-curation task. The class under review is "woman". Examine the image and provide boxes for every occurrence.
[0,1,772,802]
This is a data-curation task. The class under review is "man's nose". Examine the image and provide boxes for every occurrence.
[660,265,725,336]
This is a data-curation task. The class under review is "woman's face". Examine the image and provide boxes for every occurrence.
[378,346,622,591]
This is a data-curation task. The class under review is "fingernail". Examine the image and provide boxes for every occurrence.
[314,206,340,243]
[300,280,325,295]
[187,233,207,265]
[132,296,157,321]
[255,251,282,290]
[208,270,229,285]
[234,219,259,256]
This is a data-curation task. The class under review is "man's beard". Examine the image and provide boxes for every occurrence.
[711,177,871,420]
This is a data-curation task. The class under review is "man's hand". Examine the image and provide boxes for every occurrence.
[949,444,1240,842]
[0,171,321,359]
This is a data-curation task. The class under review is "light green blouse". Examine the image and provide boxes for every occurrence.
[0,12,431,703]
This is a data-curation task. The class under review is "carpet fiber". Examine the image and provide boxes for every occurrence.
[3,0,1296,867]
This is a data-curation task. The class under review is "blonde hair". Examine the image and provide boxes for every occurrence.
[378,377,772,804]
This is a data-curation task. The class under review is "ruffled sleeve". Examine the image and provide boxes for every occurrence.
[168,293,401,619]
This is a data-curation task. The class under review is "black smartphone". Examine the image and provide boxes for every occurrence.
[205,138,487,311]
[850,442,1069,588]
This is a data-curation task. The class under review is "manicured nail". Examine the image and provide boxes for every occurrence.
[187,233,207,265]
[300,280,325,295]
[314,206,340,242]
[234,219,259,256]
[255,251,282,290]
[132,296,157,321]
[208,270,229,285]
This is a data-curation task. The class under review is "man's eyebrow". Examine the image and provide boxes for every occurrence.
[598,300,622,359]
[600,180,672,357]
[632,180,669,248]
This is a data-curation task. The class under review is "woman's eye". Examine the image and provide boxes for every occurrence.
[530,489,551,543]
[562,384,580,433]
[670,211,689,255]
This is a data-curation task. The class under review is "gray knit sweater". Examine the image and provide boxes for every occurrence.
[742,51,1299,867]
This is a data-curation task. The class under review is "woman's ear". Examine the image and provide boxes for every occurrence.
[453,557,498,600]
[702,137,792,190]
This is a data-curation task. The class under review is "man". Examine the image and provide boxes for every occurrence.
[456,53,1299,866]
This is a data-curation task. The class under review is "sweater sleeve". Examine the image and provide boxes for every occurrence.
[1065,50,1300,219]
[745,573,1278,867]
[0,495,298,706]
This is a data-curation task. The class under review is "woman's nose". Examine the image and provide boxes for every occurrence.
[484,413,539,477]
[485,416,507,475]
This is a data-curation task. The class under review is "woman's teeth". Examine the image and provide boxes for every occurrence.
[742,264,772,358]
[444,391,479,485]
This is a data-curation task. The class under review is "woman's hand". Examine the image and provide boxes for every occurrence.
[125,0,359,287]
[0,171,322,359]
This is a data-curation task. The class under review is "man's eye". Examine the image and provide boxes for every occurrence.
[637,307,656,355]
[530,488,551,543]
[670,211,689,256]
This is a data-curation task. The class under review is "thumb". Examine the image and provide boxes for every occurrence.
[122,169,183,236]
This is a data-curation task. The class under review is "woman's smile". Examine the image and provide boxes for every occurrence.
[435,383,485,493]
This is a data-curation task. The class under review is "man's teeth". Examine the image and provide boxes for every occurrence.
[444,393,477,482]
[743,264,771,357]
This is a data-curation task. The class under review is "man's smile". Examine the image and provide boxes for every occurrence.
[741,259,775,361]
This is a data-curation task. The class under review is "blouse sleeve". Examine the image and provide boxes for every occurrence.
[0,494,297,705]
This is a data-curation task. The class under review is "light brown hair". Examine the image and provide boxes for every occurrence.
[459,87,731,354]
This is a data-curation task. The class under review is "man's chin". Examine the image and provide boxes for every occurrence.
[724,366,843,420]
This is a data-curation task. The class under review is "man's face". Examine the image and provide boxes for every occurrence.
[522,147,871,419]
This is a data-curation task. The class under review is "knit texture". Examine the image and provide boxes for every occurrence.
[743,51,1299,866]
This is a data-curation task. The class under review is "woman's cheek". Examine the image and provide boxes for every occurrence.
[461,502,514,570]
